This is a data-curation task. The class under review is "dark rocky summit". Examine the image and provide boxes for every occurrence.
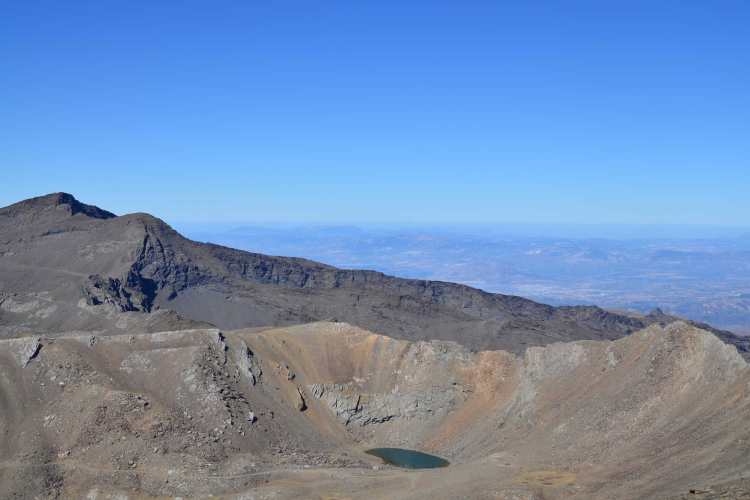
[2,192,116,220]
[1,192,747,357]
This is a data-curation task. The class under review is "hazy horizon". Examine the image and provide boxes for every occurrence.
[176,220,750,240]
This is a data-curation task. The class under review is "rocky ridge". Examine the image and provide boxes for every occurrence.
[1,193,747,358]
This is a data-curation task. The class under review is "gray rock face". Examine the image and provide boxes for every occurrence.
[214,331,228,365]
[310,382,458,427]
[236,341,262,386]
[296,386,307,411]
[13,336,42,367]
[311,384,364,425]
[308,340,466,429]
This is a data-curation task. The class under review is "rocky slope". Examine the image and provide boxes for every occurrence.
[1,193,747,357]
[3,192,750,499]
[1,321,749,499]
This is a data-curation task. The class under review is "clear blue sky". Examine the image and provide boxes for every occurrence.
[2,1,748,225]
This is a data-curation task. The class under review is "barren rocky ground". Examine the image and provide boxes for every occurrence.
[1,194,750,499]
[1,321,749,499]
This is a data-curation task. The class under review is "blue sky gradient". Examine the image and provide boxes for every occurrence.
[2,1,748,225]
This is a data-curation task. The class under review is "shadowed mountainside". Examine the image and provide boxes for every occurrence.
[1,192,748,357]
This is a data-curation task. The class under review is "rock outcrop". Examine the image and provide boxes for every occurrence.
[236,340,262,386]
[11,336,42,367]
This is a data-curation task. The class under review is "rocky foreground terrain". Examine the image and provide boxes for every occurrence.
[1,193,750,499]
[1,321,749,499]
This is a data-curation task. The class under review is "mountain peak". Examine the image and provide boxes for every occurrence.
[1,192,116,219]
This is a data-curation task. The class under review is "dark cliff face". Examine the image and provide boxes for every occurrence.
[1,193,747,356]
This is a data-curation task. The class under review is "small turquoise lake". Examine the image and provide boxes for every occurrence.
[365,448,449,469]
